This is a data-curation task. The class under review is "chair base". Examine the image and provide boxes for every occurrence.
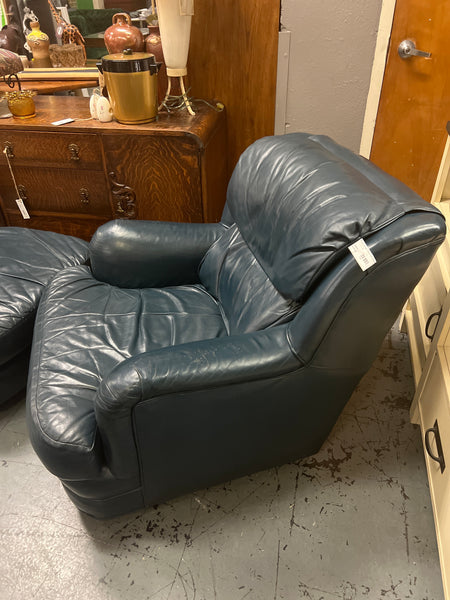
[0,346,31,406]
[62,482,146,520]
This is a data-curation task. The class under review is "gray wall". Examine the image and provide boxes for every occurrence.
[281,0,383,153]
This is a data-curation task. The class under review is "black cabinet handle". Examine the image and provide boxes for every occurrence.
[425,309,442,341]
[425,420,446,473]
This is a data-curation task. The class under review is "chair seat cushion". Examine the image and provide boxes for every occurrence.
[29,265,227,453]
[0,228,88,366]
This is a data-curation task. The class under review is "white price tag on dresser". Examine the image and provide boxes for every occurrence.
[348,238,376,271]
[15,198,30,219]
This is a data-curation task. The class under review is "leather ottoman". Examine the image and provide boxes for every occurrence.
[0,227,88,405]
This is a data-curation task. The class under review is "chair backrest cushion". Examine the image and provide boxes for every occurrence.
[199,223,300,334]
[200,132,442,333]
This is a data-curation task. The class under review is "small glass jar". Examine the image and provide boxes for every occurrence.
[5,90,36,119]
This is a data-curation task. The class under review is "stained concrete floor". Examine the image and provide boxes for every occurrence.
[0,326,445,600]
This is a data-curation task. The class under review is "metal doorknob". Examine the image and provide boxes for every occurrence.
[398,39,431,59]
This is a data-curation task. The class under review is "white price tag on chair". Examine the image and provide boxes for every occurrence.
[15,198,30,219]
[348,238,376,271]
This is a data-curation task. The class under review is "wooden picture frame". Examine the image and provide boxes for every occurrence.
[18,66,99,80]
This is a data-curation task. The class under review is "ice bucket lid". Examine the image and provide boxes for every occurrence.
[101,50,160,74]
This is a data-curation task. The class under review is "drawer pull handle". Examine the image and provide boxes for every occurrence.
[425,308,442,340]
[79,188,90,204]
[425,420,446,473]
[109,171,136,219]
[68,143,80,161]
[18,184,28,201]
[4,141,14,159]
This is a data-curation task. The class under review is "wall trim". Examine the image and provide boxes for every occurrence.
[359,0,396,158]
[275,29,291,135]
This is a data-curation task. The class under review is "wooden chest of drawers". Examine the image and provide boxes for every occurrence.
[0,96,228,241]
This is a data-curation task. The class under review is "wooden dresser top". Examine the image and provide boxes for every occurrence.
[0,95,226,144]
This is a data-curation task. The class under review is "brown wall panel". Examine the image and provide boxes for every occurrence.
[188,0,280,174]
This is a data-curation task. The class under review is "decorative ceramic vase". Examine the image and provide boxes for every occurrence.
[0,23,23,53]
[104,13,144,55]
[0,49,24,90]
[27,21,52,68]
[144,26,166,103]
[6,90,36,118]
[0,48,23,76]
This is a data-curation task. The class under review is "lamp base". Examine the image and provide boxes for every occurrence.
[159,75,195,116]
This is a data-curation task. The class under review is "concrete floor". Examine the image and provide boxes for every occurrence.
[0,326,445,600]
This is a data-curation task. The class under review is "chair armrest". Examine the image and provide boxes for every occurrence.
[89,219,227,288]
[94,327,301,477]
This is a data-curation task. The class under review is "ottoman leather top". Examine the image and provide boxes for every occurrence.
[0,227,88,365]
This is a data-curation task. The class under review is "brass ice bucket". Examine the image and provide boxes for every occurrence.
[101,49,160,125]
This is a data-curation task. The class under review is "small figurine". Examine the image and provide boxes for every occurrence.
[26,21,52,68]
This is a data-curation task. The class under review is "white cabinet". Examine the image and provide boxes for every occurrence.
[418,349,450,594]
[406,131,450,600]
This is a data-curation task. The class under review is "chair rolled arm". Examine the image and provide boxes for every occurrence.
[94,327,301,477]
[89,219,227,288]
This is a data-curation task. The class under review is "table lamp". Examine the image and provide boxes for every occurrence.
[156,0,195,115]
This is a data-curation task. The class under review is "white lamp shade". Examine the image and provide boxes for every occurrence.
[156,0,192,77]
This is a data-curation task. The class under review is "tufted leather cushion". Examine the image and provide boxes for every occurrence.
[199,224,300,334]
[0,228,88,366]
[30,265,227,454]
[225,133,440,302]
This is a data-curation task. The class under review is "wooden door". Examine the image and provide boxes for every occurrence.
[370,0,450,202]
